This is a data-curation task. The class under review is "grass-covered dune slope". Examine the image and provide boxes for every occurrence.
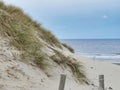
[0,1,88,85]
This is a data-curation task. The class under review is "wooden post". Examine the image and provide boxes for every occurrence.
[59,74,66,90]
[99,75,104,90]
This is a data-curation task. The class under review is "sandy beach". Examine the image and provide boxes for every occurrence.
[0,43,120,90]
[0,1,120,89]
[57,54,120,90]
[1,37,120,90]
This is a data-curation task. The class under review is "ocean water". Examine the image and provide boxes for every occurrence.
[61,39,120,62]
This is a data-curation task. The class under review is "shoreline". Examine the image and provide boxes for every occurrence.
[76,53,120,64]
[76,55,120,90]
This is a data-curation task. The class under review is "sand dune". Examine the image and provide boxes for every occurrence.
[0,36,120,90]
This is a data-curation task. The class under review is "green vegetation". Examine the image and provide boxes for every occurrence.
[51,51,88,84]
[38,28,62,48]
[0,1,59,70]
[0,1,88,84]
[0,1,61,48]
[62,43,74,53]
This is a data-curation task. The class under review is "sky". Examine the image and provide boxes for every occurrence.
[3,0,120,39]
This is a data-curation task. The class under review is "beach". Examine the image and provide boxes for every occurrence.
[0,36,120,90]
[1,1,120,89]
[79,56,120,90]
[61,39,120,90]
[0,43,120,90]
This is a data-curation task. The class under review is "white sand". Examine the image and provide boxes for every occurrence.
[0,36,120,90]
[78,56,120,90]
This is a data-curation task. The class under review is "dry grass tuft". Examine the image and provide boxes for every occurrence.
[0,2,49,70]
[62,43,74,53]
[37,27,62,48]
[51,51,89,84]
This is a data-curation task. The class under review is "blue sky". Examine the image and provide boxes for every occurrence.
[3,0,120,39]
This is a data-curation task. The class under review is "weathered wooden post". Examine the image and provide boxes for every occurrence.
[59,74,66,90]
[99,75,104,90]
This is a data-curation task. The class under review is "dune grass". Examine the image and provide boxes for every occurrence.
[36,27,62,48]
[0,11,47,69]
[0,1,61,49]
[51,50,88,84]
[62,43,74,53]
[0,2,88,83]
[0,2,49,70]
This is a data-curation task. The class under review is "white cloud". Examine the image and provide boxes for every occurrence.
[102,15,108,19]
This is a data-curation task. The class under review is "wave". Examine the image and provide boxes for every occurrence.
[78,53,120,62]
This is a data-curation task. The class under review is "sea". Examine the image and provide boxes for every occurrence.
[61,39,120,62]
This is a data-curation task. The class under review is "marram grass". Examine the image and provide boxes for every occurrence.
[0,1,88,84]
